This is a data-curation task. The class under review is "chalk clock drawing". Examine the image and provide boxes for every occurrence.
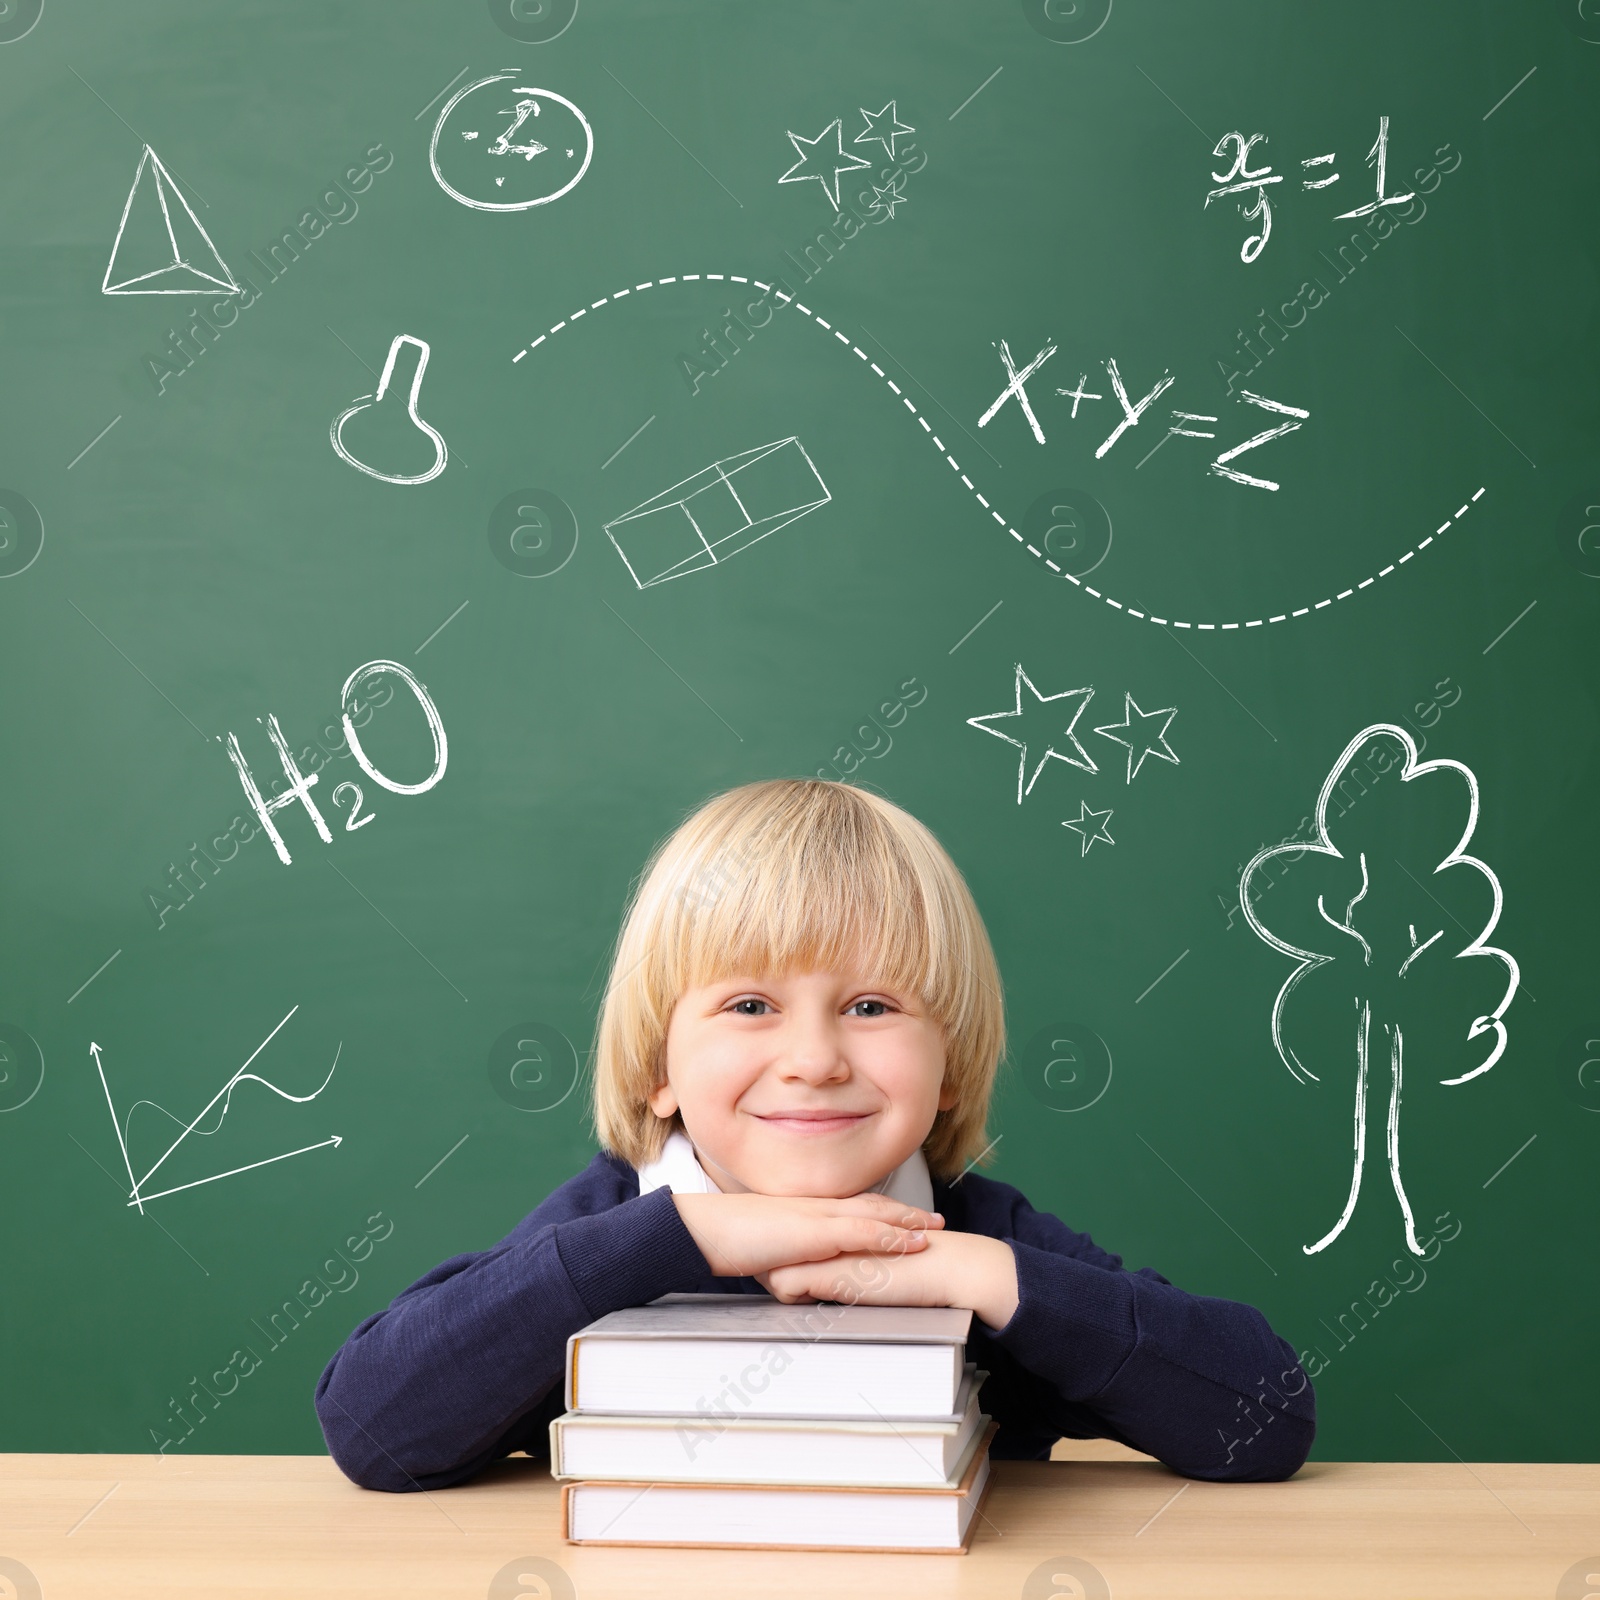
[430,73,593,211]
[92,1005,341,1212]
[330,335,448,485]
[1239,723,1518,1257]
[102,145,239,297]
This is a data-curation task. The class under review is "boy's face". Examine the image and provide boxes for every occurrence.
[651,969,955,1198]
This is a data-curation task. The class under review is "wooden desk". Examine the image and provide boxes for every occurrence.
[3,1450,1598,1599]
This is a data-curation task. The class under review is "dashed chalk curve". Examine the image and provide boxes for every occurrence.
[510,275,1487,630]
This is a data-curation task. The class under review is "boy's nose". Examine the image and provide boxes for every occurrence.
[777,1016,849,1080]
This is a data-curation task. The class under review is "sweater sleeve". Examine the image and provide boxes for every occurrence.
[315,1180,712,1491]
[977,1188,1315,1482]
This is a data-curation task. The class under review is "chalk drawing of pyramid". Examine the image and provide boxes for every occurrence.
[605,437,831,588]
[102,146,240,296]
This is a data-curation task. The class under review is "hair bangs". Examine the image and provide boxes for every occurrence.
[667,814,943,1015]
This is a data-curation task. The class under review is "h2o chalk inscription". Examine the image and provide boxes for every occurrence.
[224,660,448,866]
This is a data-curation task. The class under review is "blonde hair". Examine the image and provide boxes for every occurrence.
[592,779,1005,1181]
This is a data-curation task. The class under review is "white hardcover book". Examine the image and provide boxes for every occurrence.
[550,1365,988,1486]
[561,1420,997,1553]
[566,1293,973,1420]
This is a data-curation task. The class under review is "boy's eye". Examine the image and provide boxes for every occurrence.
[847,999,892,1018]
[728,998,771,1016]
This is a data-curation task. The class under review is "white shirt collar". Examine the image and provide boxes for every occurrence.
[636,1126,934,1213]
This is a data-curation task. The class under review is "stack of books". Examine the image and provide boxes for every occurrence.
[550,1292,996,1553]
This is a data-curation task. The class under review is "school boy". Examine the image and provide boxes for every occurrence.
[317,779,1314,1488]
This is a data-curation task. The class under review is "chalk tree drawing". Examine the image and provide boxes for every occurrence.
[92,1006,341,1212]
[968,665,1097,803]
[429,74,594,211]
[1240,724,1518,1256]
[102,146,239,296]
[330,335,448,486]
[605,437,830,588]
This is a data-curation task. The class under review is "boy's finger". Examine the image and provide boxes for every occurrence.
[763,1263,812,1302]
[839,1217,924,1254]
[876,1227,927,1254]
[847,1194,943,1229]
[794,1218,915,1264]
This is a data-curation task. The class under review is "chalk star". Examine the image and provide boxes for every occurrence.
[779,119,872,211]
[1063,801,1115,856]
[871,173,908,218]
[1056,373,1104,418]
[967,665,1098,805]
[856,99,914,159]
[1093,693,1180,782]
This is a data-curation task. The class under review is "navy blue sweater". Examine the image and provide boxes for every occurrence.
[315,1150,1315,1488]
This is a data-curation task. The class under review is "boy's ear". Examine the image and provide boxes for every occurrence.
[936,1080,958,1113]
[648,1078,679,1118]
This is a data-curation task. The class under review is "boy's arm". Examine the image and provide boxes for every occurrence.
[315,1179,712,1491]
[979,1188,1316,1483]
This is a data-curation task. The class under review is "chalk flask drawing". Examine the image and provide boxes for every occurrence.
[330,336,448,485]
[1239,724,1517,1257]
[102,146,240,296]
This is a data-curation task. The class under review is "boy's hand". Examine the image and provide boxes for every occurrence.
[756,1230,1021,1333]
[670,1191,944,1281]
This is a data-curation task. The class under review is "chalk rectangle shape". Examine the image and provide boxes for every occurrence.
[606,438,830,588]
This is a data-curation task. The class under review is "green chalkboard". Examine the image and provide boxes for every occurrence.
[1,0,1596,1468]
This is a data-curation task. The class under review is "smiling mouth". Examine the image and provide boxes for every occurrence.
[753,1111,872,1134]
